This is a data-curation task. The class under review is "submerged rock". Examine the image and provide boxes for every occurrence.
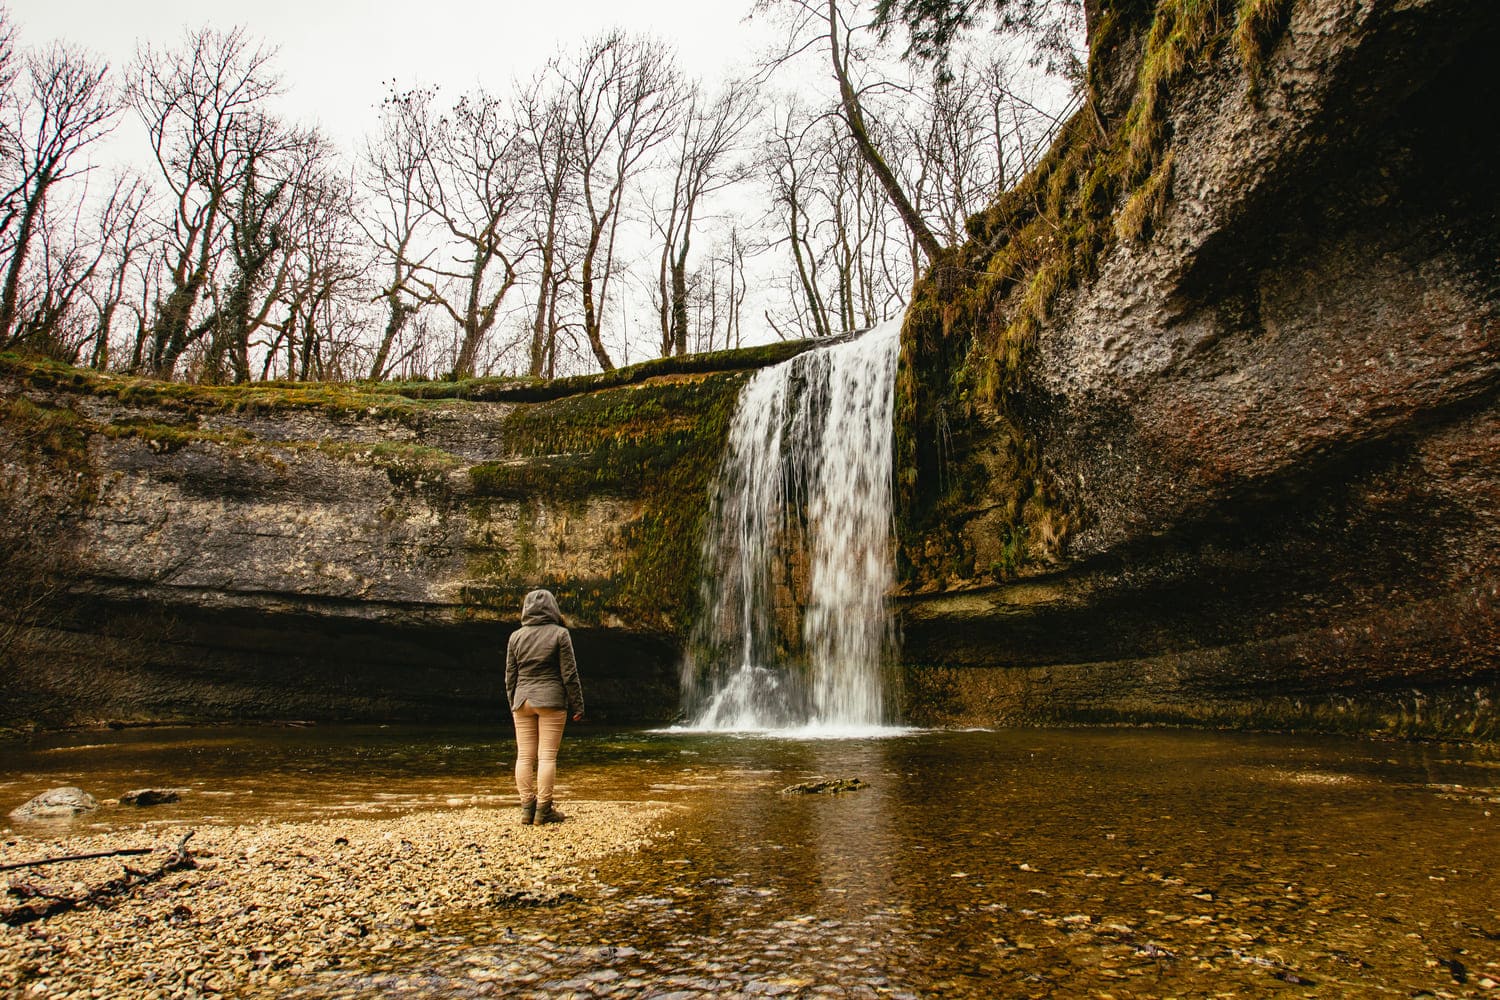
[780,778,867,795]
[120,788,185,807]
[10,786,98,820]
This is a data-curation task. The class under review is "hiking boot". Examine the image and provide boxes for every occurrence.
[519,800,536,825]
[534,801,565,825]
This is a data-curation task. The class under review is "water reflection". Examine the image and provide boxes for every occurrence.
[3,726,1497,997]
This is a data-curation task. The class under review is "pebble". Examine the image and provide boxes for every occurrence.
[0,801,669,996]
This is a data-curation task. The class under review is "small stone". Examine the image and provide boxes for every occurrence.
[120,789,185,807]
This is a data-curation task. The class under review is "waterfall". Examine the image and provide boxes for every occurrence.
[681,318,902,733]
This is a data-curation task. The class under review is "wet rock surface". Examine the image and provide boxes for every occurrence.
[120,788,185,807]
[779,778,867,795]
[0,347,787,729]
[8,788,97,822]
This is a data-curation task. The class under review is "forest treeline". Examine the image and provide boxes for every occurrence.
[0,0,1078,384]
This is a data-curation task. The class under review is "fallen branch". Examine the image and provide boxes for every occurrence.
[2,831,196,927]
[0,847,153,873]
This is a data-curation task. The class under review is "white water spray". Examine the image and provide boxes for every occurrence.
[681,319,903,733]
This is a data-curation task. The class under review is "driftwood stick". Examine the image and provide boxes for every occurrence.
[1,830,197,927]
[0,847,153,873]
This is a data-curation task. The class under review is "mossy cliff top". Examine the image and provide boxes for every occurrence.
[0,338,815,418]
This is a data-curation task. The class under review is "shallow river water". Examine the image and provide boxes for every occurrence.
[3,725,1498,998]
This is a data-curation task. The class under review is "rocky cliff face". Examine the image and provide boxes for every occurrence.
[5,0,1495,741]
[0,349,811,728]
[897,0,1500,739]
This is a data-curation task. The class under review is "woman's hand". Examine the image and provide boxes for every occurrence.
[571,712,584,723]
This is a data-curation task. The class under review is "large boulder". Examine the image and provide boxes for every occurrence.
[10,787,98,821]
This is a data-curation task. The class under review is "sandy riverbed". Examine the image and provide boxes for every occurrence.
[1,801,672,998]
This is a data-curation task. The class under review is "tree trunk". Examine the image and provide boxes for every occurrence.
[580,236,615,370]
[670,232,690,356]
[529,238,555,377]
[369,289,410,381]
[827,0,944,264]
[0,175,47,345]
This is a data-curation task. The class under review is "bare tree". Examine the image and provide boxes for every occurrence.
[201,122,329,383]
[676,223,761,353]
[408,88,530,379]
[0,8,15,97]
[269,162,364,381]
[904,52,1068,242]
[763,98,834,339]
[78,172,151,367]
[716,225,756,351]
[758,0,944,267]
[0,42,117,347]
[514,73,576,377]
[361,86,438,381]
[0,7,23,237]
[127,26,280,377]
[821,0,945,263]
[559,32,682,370]
[761,92,921,340]
[651,78,758,357]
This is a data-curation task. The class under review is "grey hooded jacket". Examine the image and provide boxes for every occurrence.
[505,589,585,716]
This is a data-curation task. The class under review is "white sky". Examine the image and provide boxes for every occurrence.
[8,0,786,153]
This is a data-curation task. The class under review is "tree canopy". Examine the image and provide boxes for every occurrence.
[873,0,1085,80]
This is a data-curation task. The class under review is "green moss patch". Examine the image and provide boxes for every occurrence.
[464,373,749,628]
[0,337,816,420]
[391,339,818,404]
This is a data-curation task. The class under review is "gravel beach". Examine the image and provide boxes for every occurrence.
[1,800,672,998]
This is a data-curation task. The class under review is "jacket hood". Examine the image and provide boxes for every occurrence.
[521,588,564,626]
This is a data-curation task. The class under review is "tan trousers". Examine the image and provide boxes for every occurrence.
[512,700,567,805]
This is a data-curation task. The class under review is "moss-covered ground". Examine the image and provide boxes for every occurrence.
[0,338,812,417]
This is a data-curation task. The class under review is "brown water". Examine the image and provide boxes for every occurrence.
[3,725,1498,997]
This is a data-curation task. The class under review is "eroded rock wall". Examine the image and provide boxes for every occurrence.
[898,0,1500,739]
[0,358,766,728]
[5,0,1496,742]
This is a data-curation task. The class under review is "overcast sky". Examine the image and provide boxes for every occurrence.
[7,0,785,152]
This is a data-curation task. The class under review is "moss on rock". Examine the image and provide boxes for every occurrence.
[463,372,747,628]
[896,0,1295,590]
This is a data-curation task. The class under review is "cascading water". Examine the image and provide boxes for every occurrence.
[680,319,903,733]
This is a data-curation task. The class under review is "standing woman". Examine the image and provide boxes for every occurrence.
[505,588,585,825]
